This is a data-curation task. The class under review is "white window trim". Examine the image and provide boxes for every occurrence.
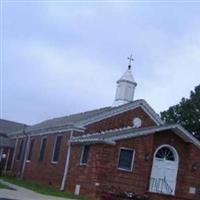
[51,134,62,164]
[153,144,179,163]
[117,147,135,172]
[80,145,89,166]
[16,139,24,161]
[38,136,47,161]
[26,138,34,162]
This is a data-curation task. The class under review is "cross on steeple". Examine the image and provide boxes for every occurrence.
[127,54,134,69]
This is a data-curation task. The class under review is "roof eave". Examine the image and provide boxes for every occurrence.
[70,139,116,146]
[172,125,200,149]
[10,124,85,138]
[70,124,200,150]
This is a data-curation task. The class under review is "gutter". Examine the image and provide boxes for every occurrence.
[60,130,73,191]
[71,138,116,145]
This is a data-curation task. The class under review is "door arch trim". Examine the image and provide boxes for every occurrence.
[153,144,179,163]
[150,144,179,195]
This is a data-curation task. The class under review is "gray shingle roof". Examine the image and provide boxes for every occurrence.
[0,119,26,147]
[26,106,112,133]
[0,135,15,148]
[4,99,163,136]
[0,119,26,136]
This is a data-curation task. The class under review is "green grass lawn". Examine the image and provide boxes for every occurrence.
[0,181,11,189]
[2,176,86,200]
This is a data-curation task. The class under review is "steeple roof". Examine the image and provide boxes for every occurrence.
[117,68,136,83]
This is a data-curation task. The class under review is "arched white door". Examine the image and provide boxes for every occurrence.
[149,145,179,195]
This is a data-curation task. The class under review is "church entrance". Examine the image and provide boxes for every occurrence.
[149,145,179,195]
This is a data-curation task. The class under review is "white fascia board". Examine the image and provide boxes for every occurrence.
[139,100,164,125]
[174,125,200,149]
[111,125,180,141]
[112,124,200,150]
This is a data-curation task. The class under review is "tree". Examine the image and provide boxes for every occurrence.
[160,84,200,140]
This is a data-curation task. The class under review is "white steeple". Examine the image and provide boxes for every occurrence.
[113,56,137,106]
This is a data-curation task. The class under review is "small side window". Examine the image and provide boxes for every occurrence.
[118,148,135,171]
[52,135,62,163]
[80,145,90,165]
[17,139,24,161]
[38,137,47,162]
[27,139,34,161]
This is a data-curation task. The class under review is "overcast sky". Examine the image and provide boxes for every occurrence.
[1,1,200,125]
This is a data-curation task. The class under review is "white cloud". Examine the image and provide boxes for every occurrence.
[3,2,200,123]
[136,29,200,113]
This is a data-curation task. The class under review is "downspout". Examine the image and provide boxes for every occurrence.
[10,137,19,171]
[60,130,73,191]
[20,135,30,179]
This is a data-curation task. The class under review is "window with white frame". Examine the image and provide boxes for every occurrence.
[17,139,24,161]
[27,138,34,161]
[38,137,47,162]
[80,145,90,165]
[52,135,62,163]
[118,148,135,171]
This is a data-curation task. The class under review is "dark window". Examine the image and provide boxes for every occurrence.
[155,147,175,161]
[27,139,34,161]
[118,148,134,171]
[52,135,62,162]
[17,140,24,161]
[38,137,47,162]
[80,145,90,165]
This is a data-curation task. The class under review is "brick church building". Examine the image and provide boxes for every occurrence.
[1,63,200,200]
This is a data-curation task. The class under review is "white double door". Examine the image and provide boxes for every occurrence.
[150,158,178,195]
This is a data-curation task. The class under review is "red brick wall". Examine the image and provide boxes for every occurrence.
[13,107,200,200]
[153,132,200,200]
[1,147,13,172]
[66,144,100,199]
[12,138,25,176]
[66,131,200,200]
[86,107,157,133]
[13,106,156,188]
[23,132,71,188]
[63,107,157,197]
[66,135,154,199]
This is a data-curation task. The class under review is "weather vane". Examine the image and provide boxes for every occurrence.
[127,54,134,69]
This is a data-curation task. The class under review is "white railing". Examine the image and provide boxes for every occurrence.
[149,177,173,195]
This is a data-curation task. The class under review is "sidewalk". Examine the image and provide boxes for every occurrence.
[0,180,73,200]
